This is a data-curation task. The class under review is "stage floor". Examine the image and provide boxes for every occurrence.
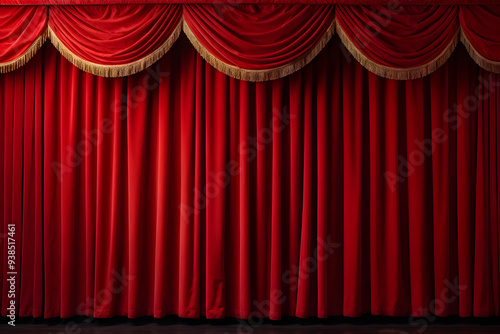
[2,323,500,334]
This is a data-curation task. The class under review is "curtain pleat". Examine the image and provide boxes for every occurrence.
[455,48,476,317]
[341,45,373,317]
[405,75,436,317]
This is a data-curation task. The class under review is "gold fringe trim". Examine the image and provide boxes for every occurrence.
[336,21,460,80]
[6,18,500,80]
[460,29,500,74]
[182,19,335,82]
[0,30,48,74]
[47,19,182,78]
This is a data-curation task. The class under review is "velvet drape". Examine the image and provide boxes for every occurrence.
[1,36,499,319]
[183,4,334,70]
[48,5,182,65]
[335,5,459,68]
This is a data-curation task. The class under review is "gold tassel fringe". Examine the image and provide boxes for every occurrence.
[336,21,460,80]
[460,29,500,74]
[2,17,500,79]
[182,19,336,82]
[47,20,182,78]
[0,30,48,74]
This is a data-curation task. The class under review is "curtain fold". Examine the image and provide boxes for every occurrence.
[2,37,500,320]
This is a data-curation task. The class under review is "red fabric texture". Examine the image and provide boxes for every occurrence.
[183,4,334,69]
[0,6,47,62]
[336,5,459,68]
[2,37,500,319]
[460,5,500,62]
[49,5,182,65]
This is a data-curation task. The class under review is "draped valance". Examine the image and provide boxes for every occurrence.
[1,4,500,80]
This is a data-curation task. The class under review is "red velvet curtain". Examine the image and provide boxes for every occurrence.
[49,5,182,65]
[2,36,499,319]
[460,5,500,61]
[0,6,47,63]
[335,5,459,67]
[183,4,334,69]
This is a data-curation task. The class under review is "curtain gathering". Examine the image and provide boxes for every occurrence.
[1,5,500,79]
[1,36,499,319]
